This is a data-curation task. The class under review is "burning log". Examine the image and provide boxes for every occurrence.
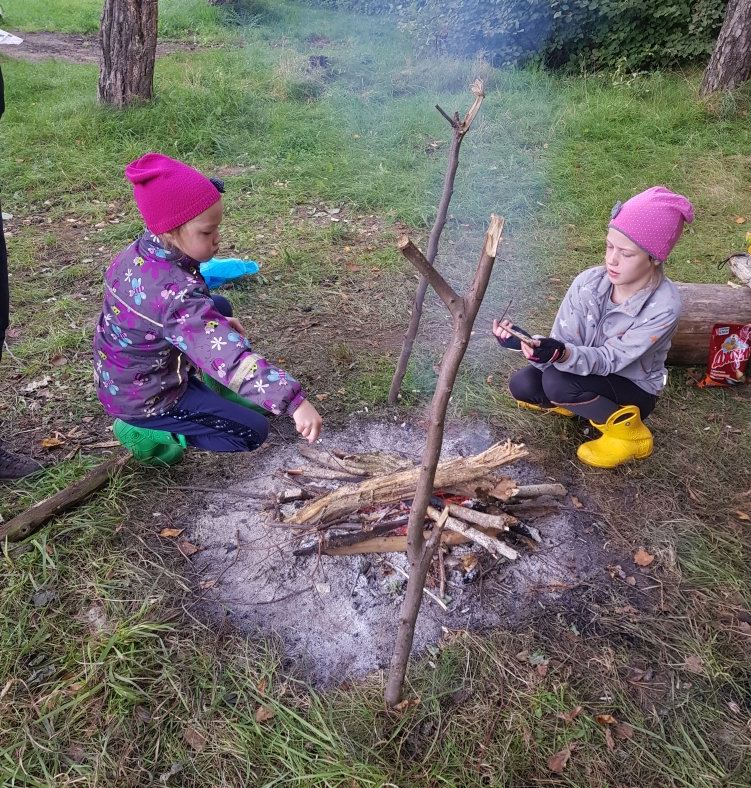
[427,507,519,561]
[388,80,486,404]
[285,439,526,526]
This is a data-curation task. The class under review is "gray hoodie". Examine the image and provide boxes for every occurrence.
[541,265,682,395]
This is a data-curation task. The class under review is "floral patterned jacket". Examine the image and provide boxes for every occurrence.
[93,230,307,420]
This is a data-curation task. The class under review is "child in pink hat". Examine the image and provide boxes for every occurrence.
[493,186,694,469]
[93,153,322,465]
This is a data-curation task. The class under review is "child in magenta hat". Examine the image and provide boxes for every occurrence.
[493,186,694,469]
[93,153,322,465]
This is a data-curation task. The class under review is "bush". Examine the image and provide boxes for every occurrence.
[305,0,727,71]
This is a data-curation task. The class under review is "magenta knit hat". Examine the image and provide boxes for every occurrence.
[125,152,222,235]
[609,186,694,262]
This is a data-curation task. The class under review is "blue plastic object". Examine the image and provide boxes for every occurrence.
[199,257,260,290]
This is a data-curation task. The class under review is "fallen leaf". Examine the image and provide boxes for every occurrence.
[557,705,583,723]
[734,510,750,521]
[255,705,276,723]
[79,604,108,633]
[571,495,583,509]
[490,477,519,501]
[40,435,65,448]
[460,554,479,574]
[515,649,530,662]
[613,722,634,740]
[625,576,637,587]
[633,548,655,567]
[135,705,152,723]
[394,697,421,712]
[23,375,52,393]
[604,726,616,751]
[199,578,217,590]
[536,663,549,678]
[683,655,704,674]
[32,589,57,607]
[178,540,201,558]
[315,393,329,401]
[183,725,206,752]
[596,713,618,725]
[159,527,184,538]
[547,744,573,774]
[159,763,183,783]
[50,353,68,367]
[734,216,747,224]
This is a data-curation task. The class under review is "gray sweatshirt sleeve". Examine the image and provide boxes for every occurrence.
[554,304,680,377]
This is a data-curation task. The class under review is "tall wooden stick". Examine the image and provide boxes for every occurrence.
[388,80,486,405]
[384,215,505,707]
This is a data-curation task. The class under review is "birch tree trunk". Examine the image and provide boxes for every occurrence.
[98,0,158,107]
[700,0,751,95]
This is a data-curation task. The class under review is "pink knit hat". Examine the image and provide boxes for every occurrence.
[609,186,694,262]
[125,152,222,235]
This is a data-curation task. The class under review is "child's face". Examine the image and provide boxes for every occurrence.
[166,199,223,262]
[604,228,657,287]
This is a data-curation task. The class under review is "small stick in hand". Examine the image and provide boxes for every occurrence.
[500,323,541,349]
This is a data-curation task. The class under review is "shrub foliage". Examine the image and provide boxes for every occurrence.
[308,0,727,70]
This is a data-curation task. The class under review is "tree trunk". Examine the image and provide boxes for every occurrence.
[700,0,751,95]
[98,0,158,108]
[667,283,751,366]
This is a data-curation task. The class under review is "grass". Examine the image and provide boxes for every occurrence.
[1,1,751,785]
[1,0,248,41]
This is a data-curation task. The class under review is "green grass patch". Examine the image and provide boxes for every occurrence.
[2,1,751,785]
[1,0,239,41]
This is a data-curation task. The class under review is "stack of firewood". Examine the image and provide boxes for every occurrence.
[268,443,567,570]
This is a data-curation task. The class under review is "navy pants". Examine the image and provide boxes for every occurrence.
[124,295,269,453]
[509,365,656,422]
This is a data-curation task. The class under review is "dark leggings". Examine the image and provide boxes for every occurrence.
[509,365,656,422]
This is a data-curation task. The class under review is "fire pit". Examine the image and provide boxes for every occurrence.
[190,419,614,685]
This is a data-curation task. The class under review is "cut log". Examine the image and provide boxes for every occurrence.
[428,507,519,561]
[447,504,515,531]
[510,483,567,499]
[0,453,131,542]
[668,283,751,366]
[320,527,508,556]
[286,441,527,526]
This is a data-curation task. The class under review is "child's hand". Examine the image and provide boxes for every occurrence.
[493,319,531,351]
[292,400,322,443]
[227,317,246,335]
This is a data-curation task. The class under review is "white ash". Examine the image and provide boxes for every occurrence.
[189,417,615,686]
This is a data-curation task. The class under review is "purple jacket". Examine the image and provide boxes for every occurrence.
[93,230,307,420]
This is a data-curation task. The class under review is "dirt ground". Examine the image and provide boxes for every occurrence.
[186,417,644,686]
[0,31,208,65]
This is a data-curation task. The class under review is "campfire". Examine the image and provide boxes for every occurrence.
[267,442,568,591]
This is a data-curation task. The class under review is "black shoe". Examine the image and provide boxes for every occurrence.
[0,445,43,480]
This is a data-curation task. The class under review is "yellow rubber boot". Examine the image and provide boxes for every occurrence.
[517,401,574,418]
[576,405,653,469]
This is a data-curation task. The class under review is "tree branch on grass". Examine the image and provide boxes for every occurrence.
[388,79,486,404]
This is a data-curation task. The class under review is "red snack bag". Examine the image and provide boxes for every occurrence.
[698,323,751,387]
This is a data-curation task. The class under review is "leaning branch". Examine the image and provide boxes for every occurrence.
[388,79,487,404]
[397,237,461,316]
